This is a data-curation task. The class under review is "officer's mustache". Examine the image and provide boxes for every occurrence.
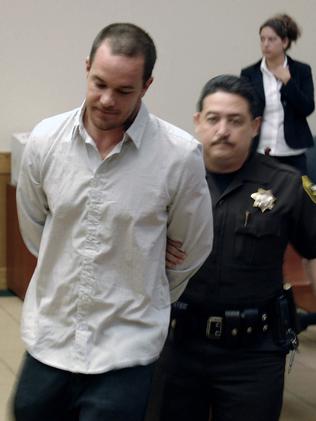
[211,136,233,146]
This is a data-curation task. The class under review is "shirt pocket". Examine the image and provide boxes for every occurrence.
[234,213,282,265]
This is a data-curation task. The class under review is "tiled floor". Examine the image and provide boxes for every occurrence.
[0,296,315,421]
[0,296,24,421]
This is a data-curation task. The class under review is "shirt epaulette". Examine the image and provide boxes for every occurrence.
[302,175,316,204]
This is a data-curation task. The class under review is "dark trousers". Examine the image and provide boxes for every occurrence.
[12,353,155,421]
[146,337,286,421]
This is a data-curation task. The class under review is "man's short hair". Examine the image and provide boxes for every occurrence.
[89,23,157,84]
[197,75,259,118]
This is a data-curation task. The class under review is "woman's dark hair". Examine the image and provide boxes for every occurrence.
[89,23,157,84]
[259,14,301,51]
[197,75,259,118]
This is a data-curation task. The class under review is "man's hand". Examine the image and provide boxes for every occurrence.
[166,238,186,269]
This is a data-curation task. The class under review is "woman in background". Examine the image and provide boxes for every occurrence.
[242,14,316,334]
[241,14,314,174]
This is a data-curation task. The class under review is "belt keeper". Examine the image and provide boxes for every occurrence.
[242,308,259,335]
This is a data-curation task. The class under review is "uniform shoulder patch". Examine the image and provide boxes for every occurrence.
[302,175,316,204]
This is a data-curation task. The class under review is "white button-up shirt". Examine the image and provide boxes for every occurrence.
[258,57,306,156]
[17,103,213,374]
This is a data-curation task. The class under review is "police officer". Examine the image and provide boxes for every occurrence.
[148,75,316,421]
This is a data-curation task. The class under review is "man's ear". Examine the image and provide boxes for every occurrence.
[252,116,261,138]
[141,76,154,97]
[85,56,91,75]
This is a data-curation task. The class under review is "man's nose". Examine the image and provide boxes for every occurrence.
[100,90,115,107]
[216,119,229,136]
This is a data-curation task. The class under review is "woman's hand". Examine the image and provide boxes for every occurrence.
[272,65,291,85]
[166,238,186,269]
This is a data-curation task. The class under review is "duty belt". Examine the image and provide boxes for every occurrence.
[205,308,269,340]
[170,304,271,345]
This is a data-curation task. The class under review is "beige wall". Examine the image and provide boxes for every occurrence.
[1,0,316,151]
[1,1,316,287]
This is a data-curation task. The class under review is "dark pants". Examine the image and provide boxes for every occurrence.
[146,336,286,421]
[13,353,155,421]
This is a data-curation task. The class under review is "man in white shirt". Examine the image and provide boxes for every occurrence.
[13,23,213,421]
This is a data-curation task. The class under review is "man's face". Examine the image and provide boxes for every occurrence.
[194,91,260,172]
[84,40,152,134]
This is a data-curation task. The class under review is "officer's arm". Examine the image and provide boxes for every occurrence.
[303,259,316,294]
[299,177,316,294]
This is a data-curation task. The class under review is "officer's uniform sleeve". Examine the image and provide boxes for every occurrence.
[289,175,316,259]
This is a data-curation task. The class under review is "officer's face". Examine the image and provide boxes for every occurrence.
[194,91,260,173]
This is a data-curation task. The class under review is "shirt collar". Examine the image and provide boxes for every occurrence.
[238,152,274,184]
[207,151,261,181]
[71,101,149,150]
[126,102,149,149]
[70,102,85,142]
[260,55,288,74]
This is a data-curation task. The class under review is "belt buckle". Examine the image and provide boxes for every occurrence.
[206,316,223,339]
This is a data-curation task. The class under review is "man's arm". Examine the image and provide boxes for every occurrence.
[166,142,213,302]
[16,134,48,257]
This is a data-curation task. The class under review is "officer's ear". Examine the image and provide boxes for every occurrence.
[251,117,261,138]
[193,112,201,132]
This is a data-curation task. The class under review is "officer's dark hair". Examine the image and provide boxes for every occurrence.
[88,23,157,84]
[197,75,258,118]
[259,14,301,51]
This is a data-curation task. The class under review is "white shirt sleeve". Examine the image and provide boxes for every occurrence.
[166,142,213,302]
[16,134,48,257]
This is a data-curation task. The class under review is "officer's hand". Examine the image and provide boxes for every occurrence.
[166,238,186,269]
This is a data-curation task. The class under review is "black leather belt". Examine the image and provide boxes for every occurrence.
[204,308,270,340]
[170,304,272,346]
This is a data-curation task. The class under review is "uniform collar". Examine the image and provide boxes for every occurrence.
[207,153,270,203]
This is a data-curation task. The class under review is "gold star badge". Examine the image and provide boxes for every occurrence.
[251,188,276,213]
